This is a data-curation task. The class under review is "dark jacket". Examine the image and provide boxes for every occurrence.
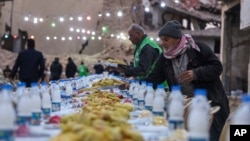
[147,42,229,141]
[93,64,104,74]
[50,60,62,80]
[66,61,77,78]
[124,35,161,78]
[10,48,45,82]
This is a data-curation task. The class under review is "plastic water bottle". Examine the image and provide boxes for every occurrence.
[152,84,165,116]
[51,81,61,112]
[41,83,51,120]
[132,81,140,106]
[17,89,32,125]
[145,83,155,111]
[30,82,42,125]
[188,89,210,141]
[128,80,135,98]
[231,95,250,125]
[0,84,16,141]
[168,85,184,131]
[138,83,146,110]
[223,95,250,141]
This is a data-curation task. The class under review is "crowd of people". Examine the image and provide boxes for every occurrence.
[2,20,230,141]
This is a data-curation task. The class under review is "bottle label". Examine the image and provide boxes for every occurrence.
[42,108,51,120]
[188,137,208,141]
[168,120,184,130]
[138,100,145,106]
[61,95,72,101]
[153,111,164,116]
[16,116,31,125]
[52,102,61,112]
[31,112,41,125]
[0,130,14,141]
[128,94,133,98]
[145,106,153,111]
[133,98,138,105]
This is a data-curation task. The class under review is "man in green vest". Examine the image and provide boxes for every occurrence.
[120,24,162,81]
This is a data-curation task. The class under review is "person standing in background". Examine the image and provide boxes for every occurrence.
[3,65,12,78]
[50,57,63,81]
[65,57,77,78]
[93,60,104,74]
[78,61,88,76]
[10,39,45,87]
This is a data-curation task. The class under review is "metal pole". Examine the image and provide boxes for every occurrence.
[10,0,14,35]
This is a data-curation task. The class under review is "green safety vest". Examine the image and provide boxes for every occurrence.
[134,37,162,80]
[78,65,88,76]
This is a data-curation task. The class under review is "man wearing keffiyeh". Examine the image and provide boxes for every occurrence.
[146,20,229,141]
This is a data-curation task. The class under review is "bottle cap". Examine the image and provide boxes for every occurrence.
[31,82,38,87]
[41,82,48,86]
[17,82,26,87]
[171,85,181,91]
[241,95,250,102]
[157,84,164,89]
[194,89,207,96]
[147,83,153,87]
[1,84,13,91]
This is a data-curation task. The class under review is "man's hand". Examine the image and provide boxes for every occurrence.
[178,70,195,84]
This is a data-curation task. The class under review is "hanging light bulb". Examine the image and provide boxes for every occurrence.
[69,17,74,21]
[78,16,83,21]
[39,18,44,22]
[33,17,38,24]
[105,12,110,17]
[24,16,29,21]
[69,27,74,32]
[144,6,150,12]
[117,11,123,17]
[160,1,166,7]
[59,17,64,22]
[86,16,91,20]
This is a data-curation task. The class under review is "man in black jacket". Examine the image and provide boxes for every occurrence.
[147,20,229,141]
[10,39,45,87]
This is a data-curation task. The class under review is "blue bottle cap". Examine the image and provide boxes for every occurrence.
[41,82,48,86]
[194,89,207,96]
[1,84,13,90]
[157,84,164,89]
[241,94,250,102]
[171,85,181,91]
[147,83,153,87]
[31,82,38,87]
[17,82,26,87]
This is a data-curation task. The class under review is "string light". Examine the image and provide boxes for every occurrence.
[86,16,91,20]
[51,22,56,27]
[24,16,29,21]
[117,11,123,17]
[69,17,74,21]
[77,16,83,21]
[59,17,64,22]
[39,18,44,22]
[105,12,110,17]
